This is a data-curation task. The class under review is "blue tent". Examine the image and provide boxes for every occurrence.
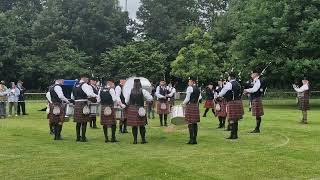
[61,80,78,99]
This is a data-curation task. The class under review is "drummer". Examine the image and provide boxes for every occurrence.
[125,79,153,144]
[89,77,99,129]
[155,80,171,126]
[182,77,202,145]
[46,78,70,140]
[115,78,128,133]
[98,79,125,143]
[215,80,227,129]
[72,74,98,142]
[203,83,215,117]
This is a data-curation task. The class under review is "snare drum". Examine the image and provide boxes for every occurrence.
[89,103,99,116]
[115,108,124,120]
[65,104,74,117]
[171,105,185,125]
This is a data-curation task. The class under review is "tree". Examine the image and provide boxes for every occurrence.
[171,27,220,83]
[99,40,167,82]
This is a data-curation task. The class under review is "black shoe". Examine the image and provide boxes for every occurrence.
[226,136,236,140]
[23,113,28,115]
[133,140,138,144]
[76,137,81,142]
[123,130,128,133]
[81,137,88,142]
[250,129,260,133]
[56,136,63,140]
[111,139,119,143]
[141,140,148,144]
[193,140,197,144]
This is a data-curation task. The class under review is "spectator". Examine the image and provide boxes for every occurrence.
[0,80,8,119]
[7,82,20,117]
[17,80,28,115]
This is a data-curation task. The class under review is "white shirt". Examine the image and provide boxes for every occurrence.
[97,87,121,104]
[125,89,153,104]
[167,87,176,97]
[46,92,52,103]
[155,85,167,99]
[46,83,69,103]
[71,80,98,100]
[182,86,202,105]
[245,77,261,93]
[293,84,309,93]
[115,85,122,98]
[218,80,235,97]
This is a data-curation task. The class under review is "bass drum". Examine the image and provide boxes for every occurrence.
[171,105,185,125]
[123,77,152,99]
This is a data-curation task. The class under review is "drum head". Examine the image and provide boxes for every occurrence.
[171,117,185,126]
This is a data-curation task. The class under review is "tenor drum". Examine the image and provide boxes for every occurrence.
[171,105,185,125]
[89,103,98,116]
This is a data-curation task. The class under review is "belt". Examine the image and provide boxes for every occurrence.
[75,99,88,102]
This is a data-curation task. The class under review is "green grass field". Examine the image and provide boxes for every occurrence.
[1,100,320,180]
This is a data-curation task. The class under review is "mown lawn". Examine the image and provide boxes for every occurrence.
[0,100,320,180]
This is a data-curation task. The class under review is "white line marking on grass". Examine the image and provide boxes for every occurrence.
[273,133,290,148]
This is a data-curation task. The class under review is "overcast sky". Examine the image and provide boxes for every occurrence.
[119,0,141,19]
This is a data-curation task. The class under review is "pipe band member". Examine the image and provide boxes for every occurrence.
[293,77,310,124]
[215,80,227,129]
[203,83,215,118]
[115,78,128,133]
[98,79,124,143]
[218,72,244,140]
[182,77,202,145]
[125,79,153,144]
[72,74,98,142]
[89,77,99,129]
[46,78,70,140]
[155,80,171,126]
[244,70,264,133]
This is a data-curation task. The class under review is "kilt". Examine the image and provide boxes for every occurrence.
[216,100,227,118]
[127,105,147,127]
[226,100,244,121]
[185,103,200,124]
[299,97,310,111]
[204,99,214,109]
[157,101,170,115]
[48,103,65,124]
[252,97,264,117]
[100,105,116,126]
[73,101,90,123]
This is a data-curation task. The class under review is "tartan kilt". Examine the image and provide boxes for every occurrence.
[48,103,65,124]
[299,97,310,111]
[216,100,227,118]
[204,99,214,109]
[157,101,170,114]
[227,100,244,121]
[185,103,200,124]
[252,97,264,117]
[127,105,147,127]
[100,105,116,126]
[73,101,90,123]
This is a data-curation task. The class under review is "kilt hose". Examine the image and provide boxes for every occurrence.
[226,100,244,121]
[204,100,214,109]
[74,101,90,123]
[127,105,147,127]
[299,97,310,111]
[48,103,65,124]
[100,105,116,126]
[157,101,170,115]
[252,97,264,117]
[216,100,227,118]
[185,103,200,124]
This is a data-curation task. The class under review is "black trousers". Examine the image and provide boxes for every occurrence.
[17,101,26,115]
